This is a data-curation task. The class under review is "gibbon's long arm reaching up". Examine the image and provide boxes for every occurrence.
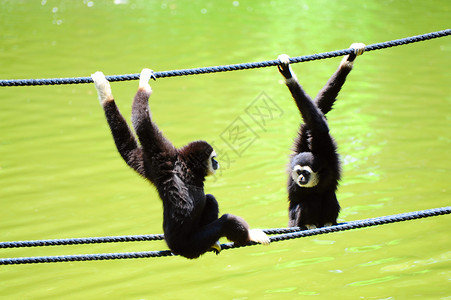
[131,70,177,174]
[315,43,366,115]
[92,70,175,182]
[277,54,335,160]
[92,74,146,176]
[92,69,269,259]
[277,43,365,229]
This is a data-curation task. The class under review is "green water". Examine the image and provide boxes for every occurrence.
[0,0,450,299]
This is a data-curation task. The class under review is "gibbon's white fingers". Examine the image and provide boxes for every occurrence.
[207,150,219,176]
[350,43,366,56]
[248,229,270,245]
[91,71,113,104]
[324,222,333,227]
[277,54,291,65]
[341,42,366,68]
[139,68,154,92]
[306,224,317,230]
[277,54,298,84]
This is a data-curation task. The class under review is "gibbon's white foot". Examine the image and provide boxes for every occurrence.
[91,71,113,104]
[305,224,317,230]
[248,229,270,245]
[210,241,221,255]
[324,222,333,227]
[139,68,154,93]
[341,42,366,68]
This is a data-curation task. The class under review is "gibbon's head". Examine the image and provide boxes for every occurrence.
[180,140,219,179]
[290,152,320,188]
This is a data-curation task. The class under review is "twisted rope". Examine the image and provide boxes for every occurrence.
[0,234,164,249]
[0,29,449,87]
[1,207,449,265]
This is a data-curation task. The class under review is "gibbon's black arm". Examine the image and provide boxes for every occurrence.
[285,77,334,157]
[279,63,330,137]
[102,100,145,176]
[278,55,335,157]
[91,71,149,177]
[131,86,176,161]
[314,43,365,115]
[314,59,353,115]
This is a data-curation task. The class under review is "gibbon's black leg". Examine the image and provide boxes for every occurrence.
[168,213,264,259]
[199,194,220,226]
[220,214,254,245]
[199,194,221,254]
[314,43,366,115]
[131,69,176,161]
[320,191,340,226]
[289,201,325,230]
[91,72,145,176]
[302,199,322,229]
[288,203,301,227]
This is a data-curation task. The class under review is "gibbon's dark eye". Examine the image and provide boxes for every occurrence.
[211,157,219,170]
[296,168,310,177]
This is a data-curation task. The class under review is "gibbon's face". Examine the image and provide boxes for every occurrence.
[179,141,219,178]
[291,153,319,188]
[207,150,219,176]
[291,165,319,188]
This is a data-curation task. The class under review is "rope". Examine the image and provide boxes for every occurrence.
[0,29,449,87]
[0,234,164,249]
[1,206,449,265]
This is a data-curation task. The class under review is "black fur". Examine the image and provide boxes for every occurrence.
[278,50,361,228]
[96,79,261,259]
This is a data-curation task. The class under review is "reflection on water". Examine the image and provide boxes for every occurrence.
[274,257,335,270]
[359,257,403,267]
[348,275,399,287]
[346,245,382,253]
[265,287,297,294]
[0,0,450,299]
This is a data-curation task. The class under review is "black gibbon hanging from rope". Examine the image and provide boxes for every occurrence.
[91,69,269,259]
[277,43,365,229]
